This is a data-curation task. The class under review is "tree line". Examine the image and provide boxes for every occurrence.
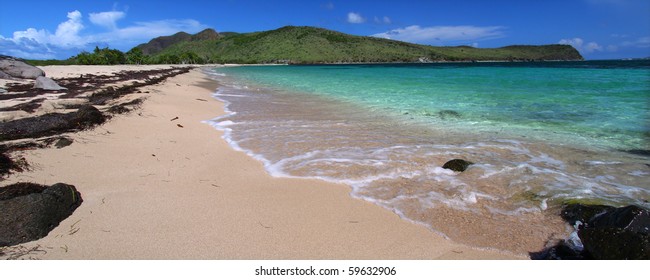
[70,46,206,65]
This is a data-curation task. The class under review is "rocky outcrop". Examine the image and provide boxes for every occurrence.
[33,76,67,91]
[442,159,474,172]
[0,182,82,246]
[532,204,650,260]
[0,55,45,80]
[0,71,12,79]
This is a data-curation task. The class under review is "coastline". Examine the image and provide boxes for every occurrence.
[1,65,523,259]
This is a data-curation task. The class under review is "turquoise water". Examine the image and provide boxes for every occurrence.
[214,61,649,151]
[206,61,650,251]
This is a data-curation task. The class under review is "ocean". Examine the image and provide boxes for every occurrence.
[205,61,650,252]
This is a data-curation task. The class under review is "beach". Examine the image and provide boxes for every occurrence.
[0,65,523,259]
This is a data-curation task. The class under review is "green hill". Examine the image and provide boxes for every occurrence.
[136,28,220,55]
[136,26,583,64]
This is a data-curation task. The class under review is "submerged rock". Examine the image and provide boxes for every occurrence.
[438,110,461,120]
[0,182,82,246]
[442,159,474,172]
[33,76,67,91]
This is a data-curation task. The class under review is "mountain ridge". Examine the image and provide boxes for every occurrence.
[135,26,583,64]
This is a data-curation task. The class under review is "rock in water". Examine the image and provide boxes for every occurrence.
[33,76,67,90]
[560,203,614,225]
[442,159,474,172]
[438,110,461,120]
[0,55,45,79]
[0,182,82,246]
[579,227,649,260]
[534,204,650,260]
[578,205,650,259]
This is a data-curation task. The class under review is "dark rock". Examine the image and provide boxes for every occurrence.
[579,226,650,260]
[529,240,586,260]
[438,110,461,120]
[533,204,650,260]
[0,55,45,79]
[33,76,67,91]
[560,203,614,225]
[54,137,73,149]
[587,205,650,233]
[75,105,106,128]
[578,205,650,259]
[0,105,105,141]
[624,149,650,157]
[0,182,82,246]
[0,182,46,201]
[442,159,474,172]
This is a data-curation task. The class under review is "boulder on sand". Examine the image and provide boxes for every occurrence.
[33,76,67,90]
[0,55,45,79]
[0,182,83,246]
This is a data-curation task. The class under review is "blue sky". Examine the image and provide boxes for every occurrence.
[1,0,648,60]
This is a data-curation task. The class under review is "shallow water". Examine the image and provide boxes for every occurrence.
[205,61,650,253]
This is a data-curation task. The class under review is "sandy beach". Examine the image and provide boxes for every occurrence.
[0,65,525,259]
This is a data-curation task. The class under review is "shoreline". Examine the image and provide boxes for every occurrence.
[1,65,523,259]
[203,63,649,257]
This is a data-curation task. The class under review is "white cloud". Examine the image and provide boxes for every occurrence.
[321,2,334,10]
[89,11,126,30]
[0,10,208,59]
[52,10,85,47]
[9,10,86,49]
[347,12,365,24]
[96,19,206,44]
[374,16,391,24]
[558,37,603,53]
[621,36,650,48]
[372,25,505,44]
[585,41,604,52]
[11,28,50,45]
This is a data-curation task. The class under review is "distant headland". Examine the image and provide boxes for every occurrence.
[28,26,584,65]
